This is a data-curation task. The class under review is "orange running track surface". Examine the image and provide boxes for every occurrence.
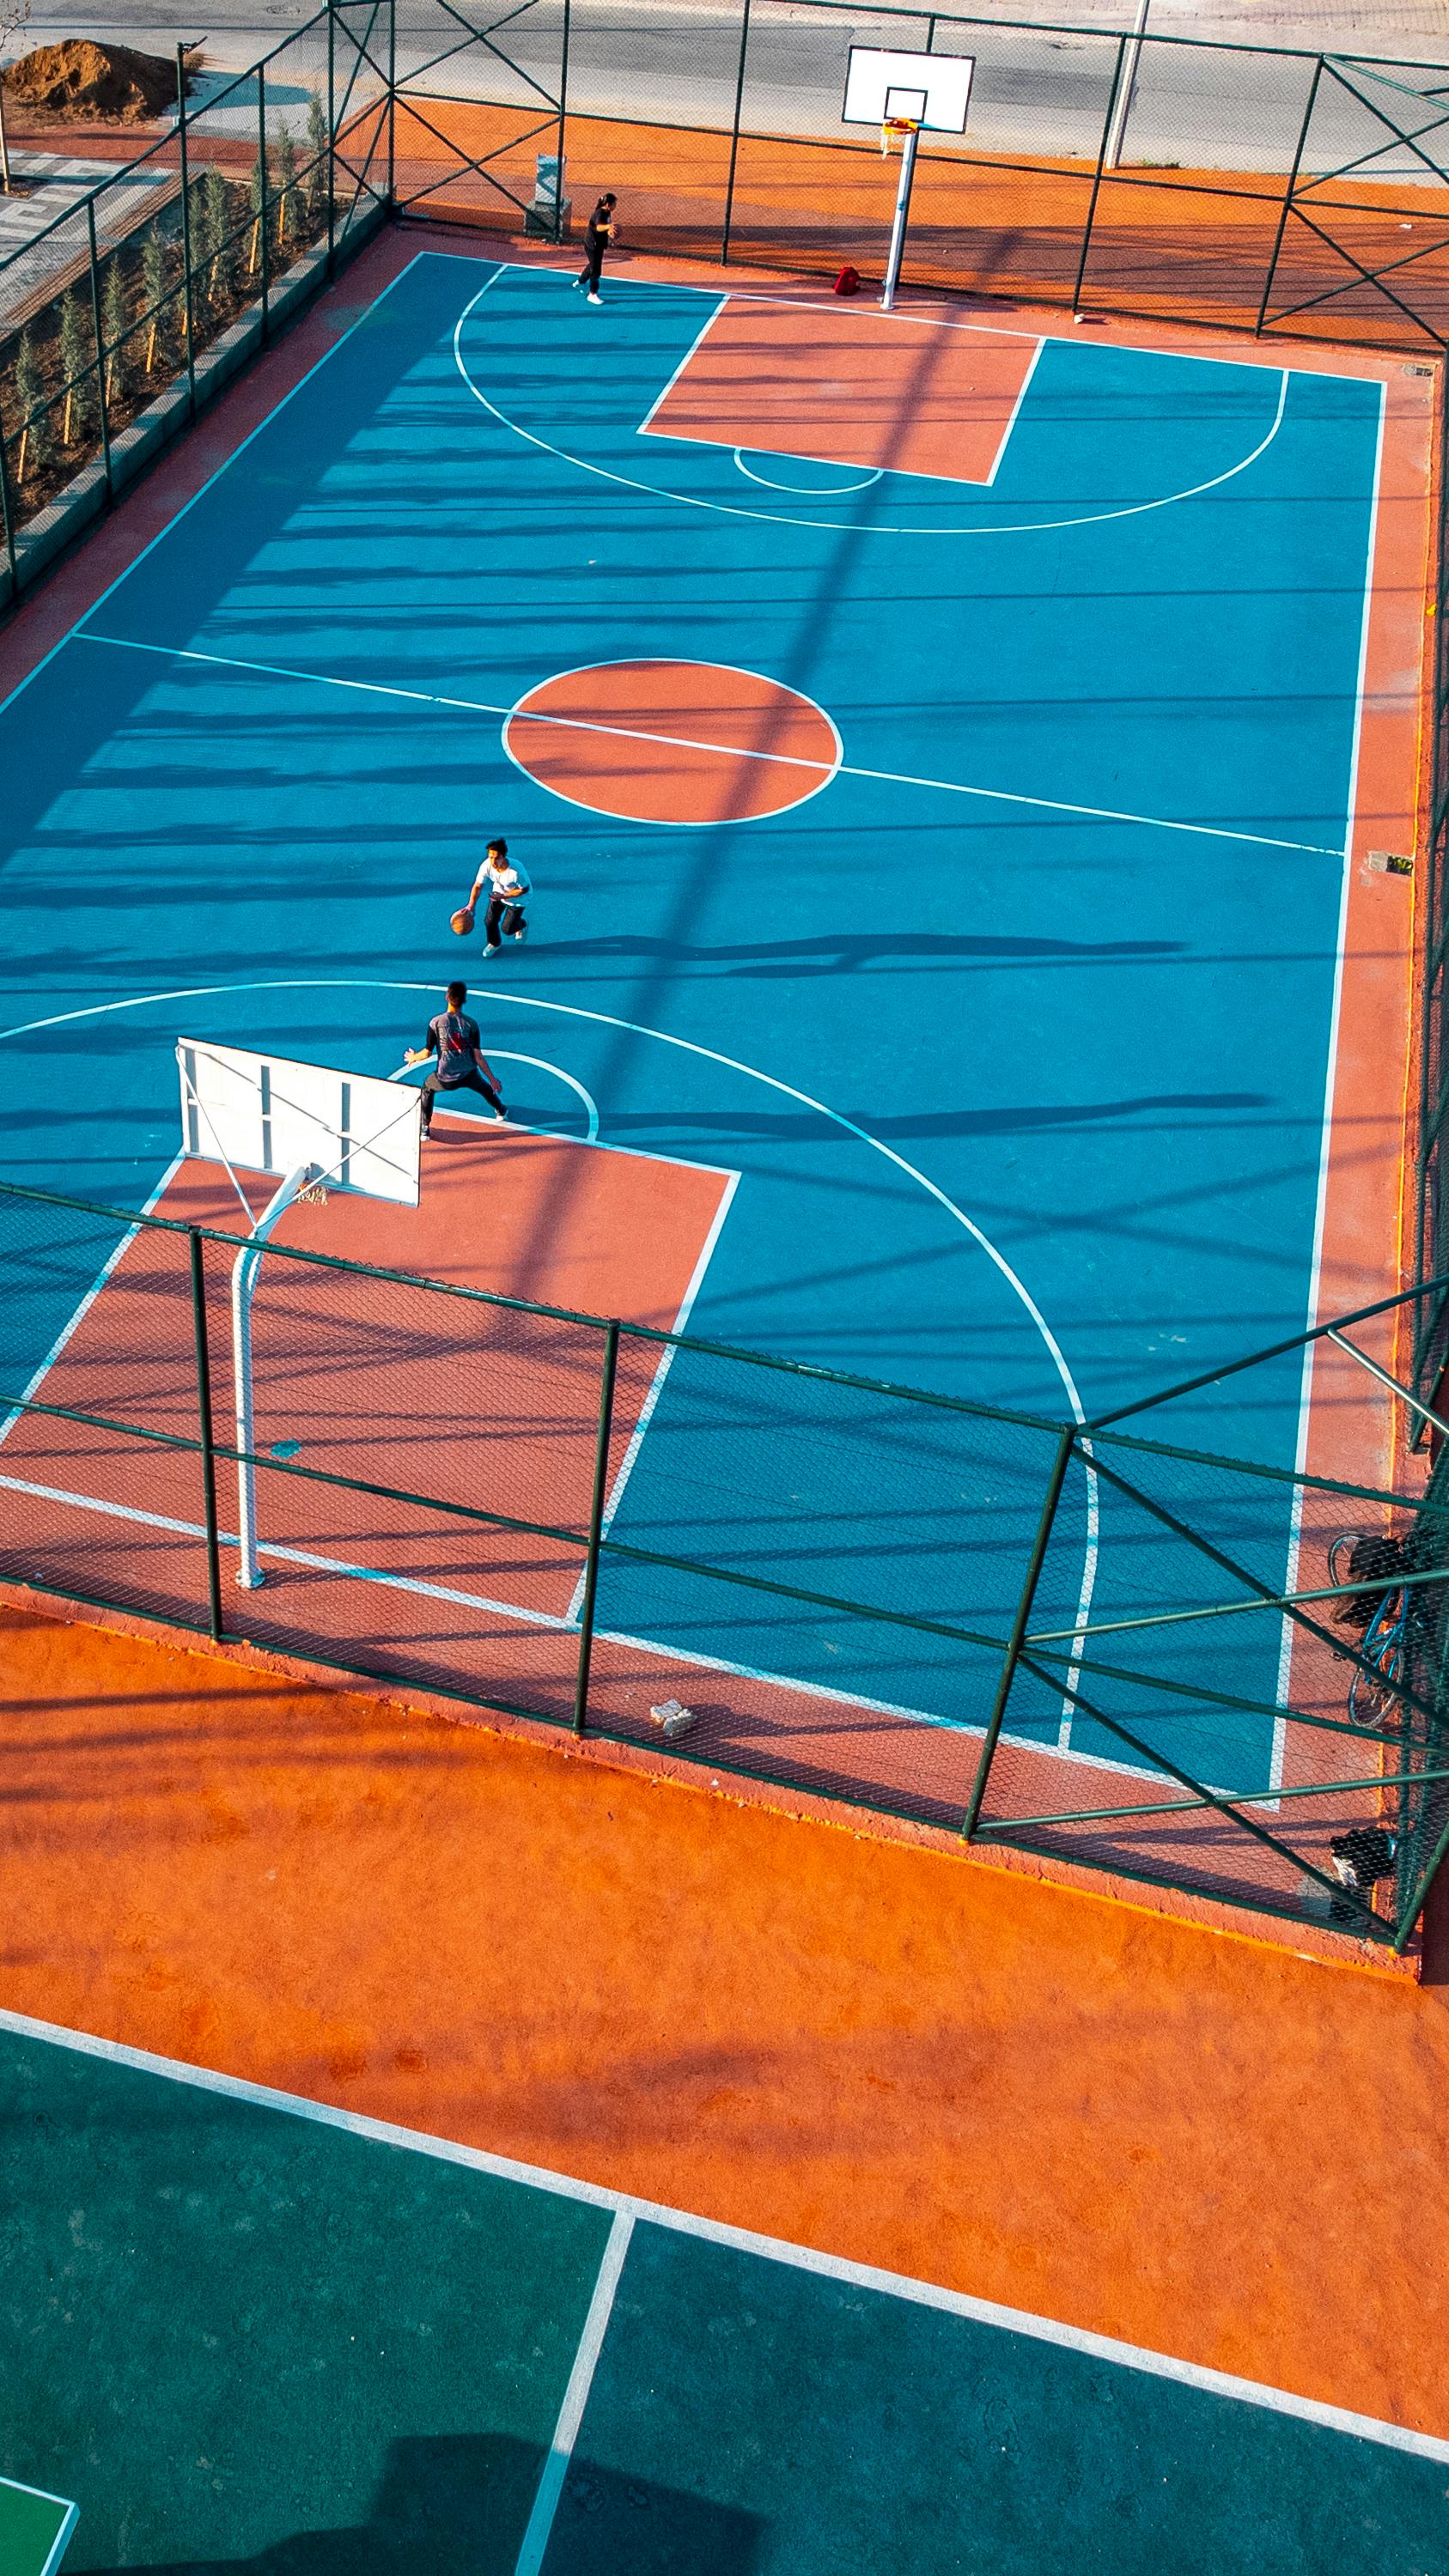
[644,296,1041,484]
[2,1596,1448,2447]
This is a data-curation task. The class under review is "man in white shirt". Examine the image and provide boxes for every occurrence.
[467,839,532,959]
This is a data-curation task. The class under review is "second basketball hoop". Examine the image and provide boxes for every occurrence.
[842,45,973,311]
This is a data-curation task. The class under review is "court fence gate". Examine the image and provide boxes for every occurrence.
[6,1,1449,606]
[1,1176,1446,1954]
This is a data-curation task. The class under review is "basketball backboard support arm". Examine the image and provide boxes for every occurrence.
[841,46,973,310]
[176,1040,422,1591]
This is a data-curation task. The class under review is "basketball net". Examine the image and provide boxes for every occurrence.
[880,114,921,157]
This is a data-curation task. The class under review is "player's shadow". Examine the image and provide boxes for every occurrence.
[82,2432,766,2573]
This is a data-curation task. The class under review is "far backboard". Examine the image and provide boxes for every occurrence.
[177,1040,421,1208]
[842,45,973,133]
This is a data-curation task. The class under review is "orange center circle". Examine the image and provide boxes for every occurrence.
[502,658,840,827]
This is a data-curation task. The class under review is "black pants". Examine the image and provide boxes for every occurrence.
[421,1068,503,1129]
[484,895,526,945]
[578,237,605,292]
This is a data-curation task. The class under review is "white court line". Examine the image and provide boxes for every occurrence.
[563,1166,740,1626]
[512,2210,635,2576]
[453,269,1294,545]
[646,297,1039,495]
[1269,376,1389,1799]
[734,450,885,496]
[983,336,1046,487]
[0,1151,185,1453]
[3,2002,1446,2464]
[0,1461,1202,1789]
[0,251,431,728]
[71,631,1345,859]
[500,649,843,833]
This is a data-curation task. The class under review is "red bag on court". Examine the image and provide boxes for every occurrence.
[833,264,861,297]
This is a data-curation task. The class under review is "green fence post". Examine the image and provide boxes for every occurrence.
[326,0,337,273]
[555,0,571,242]
[1072,33,1127,318]
[1257,54,1322,335]
[0,402,19,608]
[259,62,271,342]
[189,1227,225,1642]
[176,44,198,418]
[86,198,115,507]
[387,0,397,208]
[721,0,752,267]
[573,1320,620,1735]
[963,1425,1076,1838]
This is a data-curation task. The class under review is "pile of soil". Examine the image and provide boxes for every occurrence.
[1,39,186,125]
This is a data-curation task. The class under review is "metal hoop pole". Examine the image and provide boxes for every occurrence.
[881,124,919,313]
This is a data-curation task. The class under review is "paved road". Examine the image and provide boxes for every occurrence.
[11,0,1449,178]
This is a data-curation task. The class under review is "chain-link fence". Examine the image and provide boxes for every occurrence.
[1,1176,1444,1951]
[386,0,1449,349]
[0,4,391,607]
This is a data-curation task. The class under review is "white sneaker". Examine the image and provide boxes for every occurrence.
[483,943,502,959]
[588,293,602,306]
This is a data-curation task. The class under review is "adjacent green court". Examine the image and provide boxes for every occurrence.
[2,2009,1446,2573]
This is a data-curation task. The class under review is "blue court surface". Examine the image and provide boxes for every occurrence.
[3,2006,1446,2575]
[0,251,1387,1792]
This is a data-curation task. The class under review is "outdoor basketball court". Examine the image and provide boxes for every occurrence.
[2,2003,1445,2575]
[0,220,1429,1850]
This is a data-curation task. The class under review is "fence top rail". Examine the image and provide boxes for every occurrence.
[3,1176,1446,1498]
[0,3,333,288]
[739,0,1449,77]
[0,1175,1068,1429]
[1085,1264,1449,1431]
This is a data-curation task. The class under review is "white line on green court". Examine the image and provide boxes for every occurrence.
[3,2005,1446,2467]
[512,2210,636,2576]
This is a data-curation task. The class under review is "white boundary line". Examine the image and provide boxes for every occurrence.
[3,2002,1446,2464]
[983,334,1046,486]
[511,2209,635,2576]
[71,631,1345,859]
[0,1462,1221,1789]
[1269,377,1388,1797]
[0,1151,185,1453]
[0,2476,79,2576]
[634,292,727,435]
[0,251,431,727]
[453,266,1294,544]
[563,1166,740,1625]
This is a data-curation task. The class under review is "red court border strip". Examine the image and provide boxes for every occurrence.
[0,228,1434,1928]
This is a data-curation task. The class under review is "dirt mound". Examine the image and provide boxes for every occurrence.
[1,39,183,125]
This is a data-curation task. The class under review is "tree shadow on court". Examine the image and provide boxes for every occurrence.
[82,2433,766,2575]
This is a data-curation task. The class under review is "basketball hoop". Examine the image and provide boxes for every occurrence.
[880,113,920,157]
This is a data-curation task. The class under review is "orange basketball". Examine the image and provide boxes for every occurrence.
[450,907,474,936]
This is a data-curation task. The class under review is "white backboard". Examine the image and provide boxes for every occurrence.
[177,1040,421,1208]
[842,46,973,133]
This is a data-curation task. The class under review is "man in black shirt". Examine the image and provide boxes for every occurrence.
[575,193,616,305]
[405,981,507,1139]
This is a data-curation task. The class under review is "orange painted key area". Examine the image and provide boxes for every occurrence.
[0,1129,734,1707]
[2,1598,1448,2442]
[645,296,1041,485]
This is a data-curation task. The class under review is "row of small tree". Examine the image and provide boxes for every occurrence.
[4,91,334,493]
